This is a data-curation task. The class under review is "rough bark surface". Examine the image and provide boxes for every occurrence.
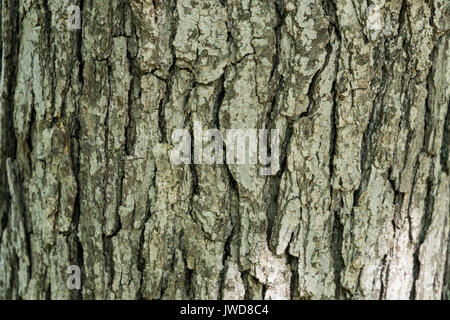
[0,0,449,300]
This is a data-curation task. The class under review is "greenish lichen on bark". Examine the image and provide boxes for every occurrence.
[0,0,449,300]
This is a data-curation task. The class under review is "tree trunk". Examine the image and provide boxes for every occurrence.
[0,0,449,300]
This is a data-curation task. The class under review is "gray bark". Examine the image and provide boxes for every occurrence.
[0,0,449,300]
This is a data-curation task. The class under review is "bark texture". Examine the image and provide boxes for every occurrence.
[0,0,449,300]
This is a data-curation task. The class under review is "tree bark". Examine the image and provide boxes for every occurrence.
[0,0,449,300]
